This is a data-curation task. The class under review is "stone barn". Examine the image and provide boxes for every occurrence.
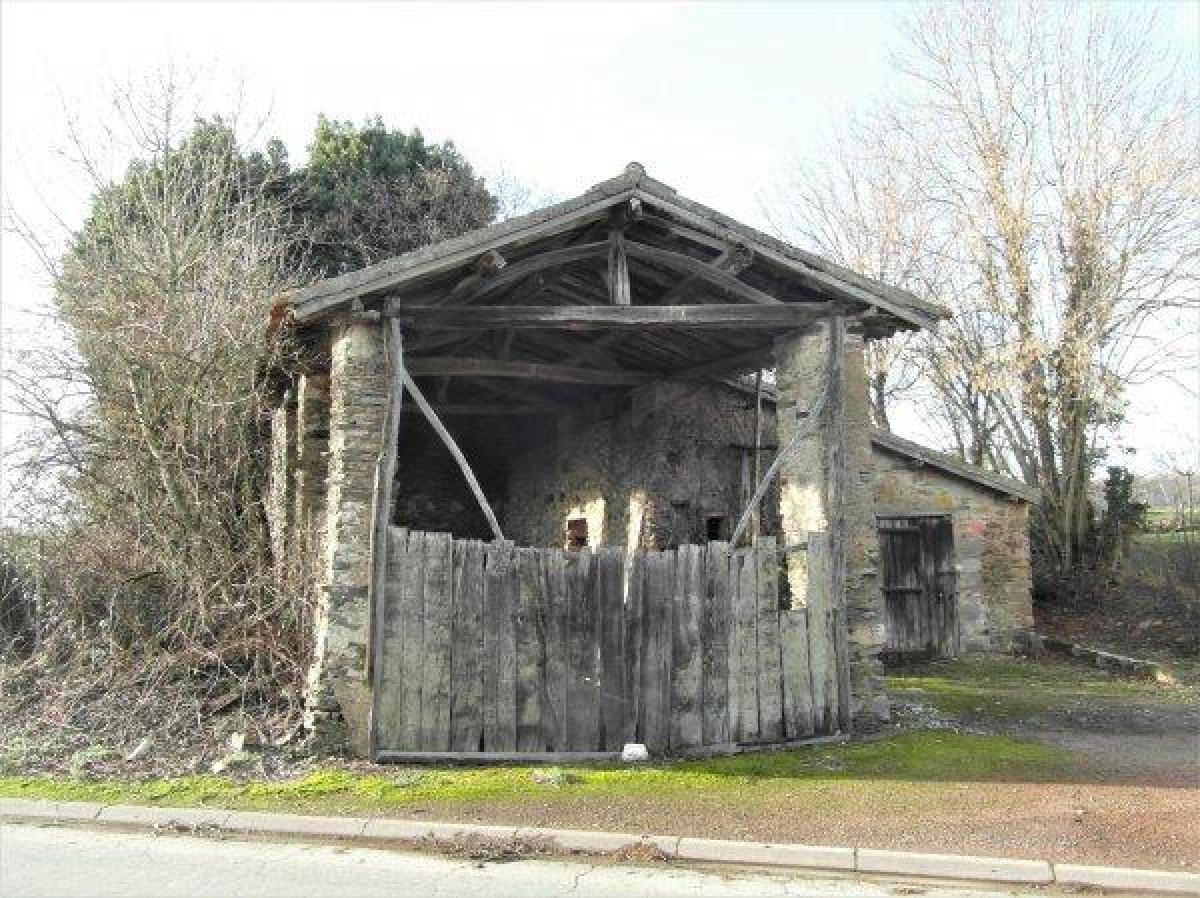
[268,163,1035,760]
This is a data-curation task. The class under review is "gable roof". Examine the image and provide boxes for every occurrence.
[288,162,949,334]
[870,429,1040,502]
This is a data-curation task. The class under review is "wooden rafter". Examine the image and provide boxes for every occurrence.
[659,243,754,305]
[448,241,610,305]
[622,240,778,305]
[387,304,819,329]
[667,346,774,381]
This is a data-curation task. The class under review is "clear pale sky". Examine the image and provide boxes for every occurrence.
[2,0,1197,480]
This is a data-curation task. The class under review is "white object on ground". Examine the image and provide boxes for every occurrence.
[621,743,649,762]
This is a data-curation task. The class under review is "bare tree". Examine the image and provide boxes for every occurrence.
[766,121,933,430]
[3,73,310,715]
[772,0,1199,601]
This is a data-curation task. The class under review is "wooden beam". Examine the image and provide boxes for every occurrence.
[667,346,775,381]
[399,367,505,541]
[630,187,941,330]
[404,331,477,354]
[407,356,653,386]
[291,190,630,320]
[659,243,753,305]
[387,304,821,329]
[402,403,563,416]
[366,319,404,756]
[450,241,609,305]
[521,330,622,369]
[623,239,779,305]
[607,229,632,306]
[443,249,508,303]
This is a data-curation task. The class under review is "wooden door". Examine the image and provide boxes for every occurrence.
[878,516,958,661]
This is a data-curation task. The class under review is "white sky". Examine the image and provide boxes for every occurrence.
[2,0,1197,483]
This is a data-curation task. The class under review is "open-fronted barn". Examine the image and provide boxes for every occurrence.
[269,163,1034,760]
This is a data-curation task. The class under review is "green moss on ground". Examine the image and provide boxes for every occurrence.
[886,656,1197,719]
[0,731,1081,817]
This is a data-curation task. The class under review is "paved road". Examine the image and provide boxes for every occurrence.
[1,821,1044,898]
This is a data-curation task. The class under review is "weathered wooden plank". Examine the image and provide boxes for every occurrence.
[805,532,833,733]
[669,544,704,751]
[419,531,454,750]
[396,530,427,750]
[515,548,545,752]
[621,551,644,744]
[755,537,784,743]
[730,547,760,742]
[540,549,568,751]
[449,540,485,752]
[640,550,674,755]
[485,541,518,751]
[780,609,816,740]
[597,549,626,750]
[701,542,731,746]
[833,606,853,734]
[565,550,599,751]
[480,541,500,750]
[372,527,408,751]
[375,750,621,764]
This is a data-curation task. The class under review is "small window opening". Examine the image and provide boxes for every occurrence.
[705,515,726,541]
[565,517,589,550]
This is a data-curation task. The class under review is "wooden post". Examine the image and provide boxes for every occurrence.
[608,229,632,306]
[751,368,763,546]
[366,319,404,758]
[400,367,505,542]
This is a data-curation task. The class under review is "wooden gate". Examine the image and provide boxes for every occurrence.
[878,515,958,661]
[369,529,849,759]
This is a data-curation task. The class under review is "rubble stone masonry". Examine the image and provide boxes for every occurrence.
[873,450,1034,652]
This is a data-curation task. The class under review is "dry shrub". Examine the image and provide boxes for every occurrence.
[2,76,313,766]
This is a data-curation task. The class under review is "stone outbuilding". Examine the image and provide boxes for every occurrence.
[268,163,1035,760]
[868,429,1037,659]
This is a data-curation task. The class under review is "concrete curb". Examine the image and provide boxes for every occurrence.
[2,799,1197,894]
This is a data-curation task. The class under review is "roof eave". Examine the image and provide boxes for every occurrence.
[870,429,1039,502]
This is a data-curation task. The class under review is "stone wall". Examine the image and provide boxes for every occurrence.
[294,370,331,585]
[872,448,1034,652]
[265,387,296,573]
[501,382,780,552]
[774,323,887,728]
[303,321,387,756]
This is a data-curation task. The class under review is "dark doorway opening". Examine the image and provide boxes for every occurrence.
[705,515,726,541]
[565,517,589,550]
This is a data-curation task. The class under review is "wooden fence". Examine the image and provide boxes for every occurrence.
[369,528,849,759]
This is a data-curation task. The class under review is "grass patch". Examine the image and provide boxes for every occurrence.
[1135,530,1198,544]
[0,731,1081,817]
[886,656,1196,719]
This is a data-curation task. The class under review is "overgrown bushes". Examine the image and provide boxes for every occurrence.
[2,81,500,762]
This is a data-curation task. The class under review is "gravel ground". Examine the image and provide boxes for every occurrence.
[400,685,1200,872]
[383,777,1199,871]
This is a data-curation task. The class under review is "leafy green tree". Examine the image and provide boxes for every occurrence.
[297,116,497,277]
